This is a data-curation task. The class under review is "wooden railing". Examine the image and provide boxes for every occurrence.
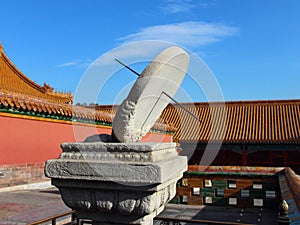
[28,210,76,225]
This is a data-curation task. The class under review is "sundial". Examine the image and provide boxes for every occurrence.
[112,46,190,142]
[45,45,189,225]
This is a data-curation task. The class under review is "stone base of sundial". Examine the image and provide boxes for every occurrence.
[45,142,187,225]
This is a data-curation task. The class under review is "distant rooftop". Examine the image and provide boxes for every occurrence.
[0,45,73,104]
[161,99,300,143]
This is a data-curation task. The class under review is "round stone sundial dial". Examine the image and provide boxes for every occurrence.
[112,46,190,142]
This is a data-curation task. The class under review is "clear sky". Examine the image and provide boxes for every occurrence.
[1,0,299,104]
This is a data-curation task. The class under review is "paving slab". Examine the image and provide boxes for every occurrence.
[0,187,70,224]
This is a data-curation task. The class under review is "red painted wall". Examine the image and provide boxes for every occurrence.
[0,115,172,165]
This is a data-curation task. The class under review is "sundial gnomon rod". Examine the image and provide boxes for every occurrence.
[115,58,141,77]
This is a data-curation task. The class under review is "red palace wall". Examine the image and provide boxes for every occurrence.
[0,114,173,188]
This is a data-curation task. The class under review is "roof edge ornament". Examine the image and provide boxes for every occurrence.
[43,83,54,93]
[0,42,3,53]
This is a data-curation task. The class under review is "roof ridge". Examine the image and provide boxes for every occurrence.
[165,99,300,108]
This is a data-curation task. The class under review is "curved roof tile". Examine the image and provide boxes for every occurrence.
[159,100,300,144]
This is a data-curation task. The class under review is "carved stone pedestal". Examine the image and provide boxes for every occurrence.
[45,142,187,225]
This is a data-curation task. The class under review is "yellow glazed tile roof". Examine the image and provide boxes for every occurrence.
[160,100,300,143]
[0,45,73,104]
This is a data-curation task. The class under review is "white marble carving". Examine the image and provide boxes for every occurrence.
[113,46,190,142]
[45,142,187,224]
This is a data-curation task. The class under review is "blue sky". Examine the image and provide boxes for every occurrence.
[1,0,300,104]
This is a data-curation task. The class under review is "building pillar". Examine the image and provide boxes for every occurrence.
[242,145,247,166]
[284,151,288,166]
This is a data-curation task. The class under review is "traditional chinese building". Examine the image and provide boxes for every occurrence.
[159,100,300,216]
[159,100,300,173]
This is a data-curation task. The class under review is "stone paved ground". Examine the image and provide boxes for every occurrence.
[0,188,71,224]
[0,188,283,225]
